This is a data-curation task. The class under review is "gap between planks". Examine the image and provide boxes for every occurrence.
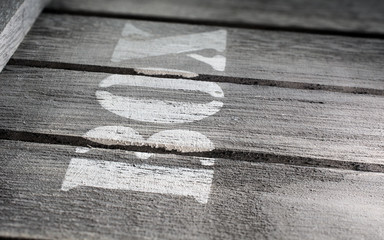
[43,8,384,40]
[7,61,384,97]
[1,129,383,174]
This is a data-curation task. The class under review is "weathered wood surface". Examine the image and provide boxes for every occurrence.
[47,0,384,35]
[1,139,384,239]
[11,14,384,92]
[0,0,49,73]
[1,66,384,170]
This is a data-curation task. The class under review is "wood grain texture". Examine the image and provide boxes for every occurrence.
[1,66,383,169]
[0,0,49,72]
[47,0,384,35]
[11,14,384,92]
[1,139,384,239]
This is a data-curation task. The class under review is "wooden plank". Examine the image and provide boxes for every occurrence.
[1,139,384,239]
[0,0,49,73]
[47,0,384,35]
[1,66,384,170]
[11,14,384,92]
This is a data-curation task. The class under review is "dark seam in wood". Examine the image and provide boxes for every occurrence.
[8,60,384,96]
[43,8,384,40]
[1,129,383,173]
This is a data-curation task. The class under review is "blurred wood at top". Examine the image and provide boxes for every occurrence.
[48,0,384,36]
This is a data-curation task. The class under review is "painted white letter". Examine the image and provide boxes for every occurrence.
[97,75,224,124]
[61,158,214,204]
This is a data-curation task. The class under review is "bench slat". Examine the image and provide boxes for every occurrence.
[11,14,384,92]
[1,140,383,239]
[47,0,384,35]
[1,66,383,170]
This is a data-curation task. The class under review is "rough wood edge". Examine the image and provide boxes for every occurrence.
[0,0,50,73]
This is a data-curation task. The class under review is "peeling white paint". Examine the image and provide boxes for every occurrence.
[121,23,152,38]
[97,75,224,124]
[111,23,227,70]
[61,158,214,204]
[84,125,142,143]
[147,130,215,152]
[112,29,227,62]
[63,24,229,203]
[200,158,216,166]
[134,152,153,160]
[84,126,215,153]
[96,91,223,124]
[75,147,90,153]
[99,75,224,98]
[188,54,226,72]
[134,67,198,78]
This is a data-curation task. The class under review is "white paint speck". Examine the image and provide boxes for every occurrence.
[61,158,214,204]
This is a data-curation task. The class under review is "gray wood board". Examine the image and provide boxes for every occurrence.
[0,0,49,72]
[11,14,384,92]
[47,0,384,35]
[1,66,384,169]
[1,139,384,239]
